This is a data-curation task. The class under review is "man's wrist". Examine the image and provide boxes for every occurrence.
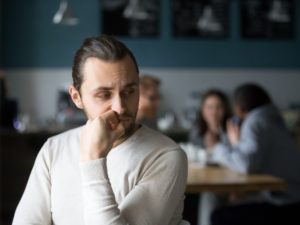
[80,149,109,162]
[79,158,108,182]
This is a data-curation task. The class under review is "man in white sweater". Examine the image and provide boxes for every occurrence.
[13,35,188,225]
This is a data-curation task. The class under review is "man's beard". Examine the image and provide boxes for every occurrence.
[117,113,138,139]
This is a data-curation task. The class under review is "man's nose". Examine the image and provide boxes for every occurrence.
[111,95,126,115]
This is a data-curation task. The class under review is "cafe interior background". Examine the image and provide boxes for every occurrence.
[1,0,300,224]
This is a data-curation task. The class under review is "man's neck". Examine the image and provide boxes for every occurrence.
[112,123,141,148]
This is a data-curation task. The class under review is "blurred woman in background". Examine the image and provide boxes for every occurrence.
[188,89,231,225]
[189,89,231,150]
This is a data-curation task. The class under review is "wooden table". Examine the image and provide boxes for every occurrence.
[186,164,287,193]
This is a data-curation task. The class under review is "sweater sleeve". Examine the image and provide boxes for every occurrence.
[12,140,52,225]
[212,117,266,174]
[79,149,188,225]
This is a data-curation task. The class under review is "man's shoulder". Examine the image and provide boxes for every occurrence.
[49,126,82,142]
[43,126,82,152]
[128,126,187,169]
[33,127,82,166]
[138,126,179,149]
[131,126,187,161]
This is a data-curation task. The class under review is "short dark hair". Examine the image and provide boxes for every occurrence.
[198,89,231,135]
[233,83,272,112]
[139,75,160,95]
[72,35,139,91]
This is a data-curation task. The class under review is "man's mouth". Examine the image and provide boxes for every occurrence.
[118,115,133,122]
[119,118,131,123]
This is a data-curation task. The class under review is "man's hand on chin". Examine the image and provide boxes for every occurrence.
[80,110,125,162]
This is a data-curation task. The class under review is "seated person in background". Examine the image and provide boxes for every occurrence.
[136,75,161,129]
[189,89,231,150]
[211,83,300,225]
[13,36,188,225]
[187,89,231,225]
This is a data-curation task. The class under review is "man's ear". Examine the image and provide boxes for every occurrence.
[69,85,83,109]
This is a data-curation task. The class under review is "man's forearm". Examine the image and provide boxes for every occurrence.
[80,158,127,225]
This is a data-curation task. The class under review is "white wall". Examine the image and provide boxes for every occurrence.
[5,68,300,121]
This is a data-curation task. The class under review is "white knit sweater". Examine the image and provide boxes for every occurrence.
[13,126,188,225]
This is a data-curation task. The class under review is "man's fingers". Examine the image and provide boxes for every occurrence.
[227,119,239,131]
[102,110,117,121]
[101,111,119,130]
[227,120,233,130]
[81,119,90,136]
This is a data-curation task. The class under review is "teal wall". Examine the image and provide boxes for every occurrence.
[2,0,300,68]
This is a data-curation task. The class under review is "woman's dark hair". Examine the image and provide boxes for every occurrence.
[233,83,272,113]
[72,35,139,91]
[197,89,231,136]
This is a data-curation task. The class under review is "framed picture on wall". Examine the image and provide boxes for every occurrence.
[101,0,160,37]
[241,0,294,39]
[172,0,229,38]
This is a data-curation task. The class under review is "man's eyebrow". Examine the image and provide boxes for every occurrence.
[91,81,138,93]
[92,86,113,93]
[124,81,138,88]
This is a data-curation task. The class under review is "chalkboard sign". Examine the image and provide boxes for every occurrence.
[241,0,294,39]
[172,0,229,38]
[101,0,160,37]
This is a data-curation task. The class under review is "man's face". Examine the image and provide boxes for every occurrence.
[70,55,139,134]
[234,104,246,121]
[139,86,160,118]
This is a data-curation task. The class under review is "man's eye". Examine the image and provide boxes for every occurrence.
[96,93,111,99]
[123,88,135,96]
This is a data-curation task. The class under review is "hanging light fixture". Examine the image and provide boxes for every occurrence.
[53,0,79,26]
[197,5,222,33]
[267,0,290,23]
[123,0,151,20]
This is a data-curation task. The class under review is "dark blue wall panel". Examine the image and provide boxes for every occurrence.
[2,0,300,68]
